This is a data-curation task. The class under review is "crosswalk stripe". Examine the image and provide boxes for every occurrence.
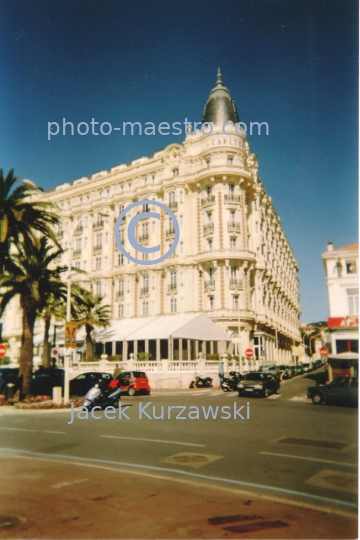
[289,396,307,402]
[267,394,281,399]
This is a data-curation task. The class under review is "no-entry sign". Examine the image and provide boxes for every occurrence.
[0,344,7,358]
[245,348,254,358]
[320,346,329,358]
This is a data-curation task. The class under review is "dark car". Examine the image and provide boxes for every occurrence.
[32,368,65,396]
[294,364,304,376]
[109,371,151,396]
[307,376,358,407]
[278,365,293,379]
[238,372,280,398]
[70,372,113,396]
[0,368,20,393]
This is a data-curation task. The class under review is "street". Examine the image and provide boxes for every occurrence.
[0,370,357,538]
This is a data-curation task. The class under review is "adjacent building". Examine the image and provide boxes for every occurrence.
[2,71,301,365]
[322,242,358,355]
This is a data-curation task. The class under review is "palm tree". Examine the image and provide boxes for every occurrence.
[0,238,68,397]
[73,289,111,360]
[0,169,59,273]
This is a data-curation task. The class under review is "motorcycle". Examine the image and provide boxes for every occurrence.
[83,383,123,410]
[220,371,243,392]
[189,375,213,389]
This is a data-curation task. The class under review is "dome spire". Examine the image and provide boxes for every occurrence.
[202,69,239,125]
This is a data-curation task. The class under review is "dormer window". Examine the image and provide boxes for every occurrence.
[173,168,179,177]
[227,157,233,166]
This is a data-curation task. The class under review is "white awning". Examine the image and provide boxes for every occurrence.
[97,313,230,342]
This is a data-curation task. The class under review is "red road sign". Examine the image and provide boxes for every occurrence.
[0,344,7,358]
[320,346,329,358]
[245,348,254,358]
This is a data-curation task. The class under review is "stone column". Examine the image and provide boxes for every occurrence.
[179,338,183,361]
[156,339,161,361]
[145,339,149,354]
[187,339,191,361]
[134,340,138,360]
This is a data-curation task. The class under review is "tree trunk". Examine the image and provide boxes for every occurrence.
[19,301,37,399]
[42,314,51,368]
[85,324,94,360]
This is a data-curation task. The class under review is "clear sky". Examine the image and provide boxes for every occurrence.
[0,0,358,323]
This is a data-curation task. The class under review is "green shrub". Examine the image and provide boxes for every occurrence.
[137,352,153,361]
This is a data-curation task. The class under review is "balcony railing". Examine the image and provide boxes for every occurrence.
[73,249,81,257]
[116,291,124,300]
[166,228,176,238]
[73,226,83,235]
[168,201,178,210]
[229,279,242,289]
[225,195,241,203]
[228,221,240,231]
[203,223,214,233]
[168,284,177,293]
[140,287,149,296]
[93,245,102,253]
[139,234,149,243]
[93,221,104,230]
[201,196,215,207]
[204,280,216,291]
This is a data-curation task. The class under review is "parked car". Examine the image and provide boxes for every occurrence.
[32,368,65,396]
[278,365,293,379]
[70,372,113,396]
[307,376,358,407]
[259,364,281,381]
[294,364,304,376]
[0,368,20,393]
[238,372,280,398]
[302,362,313,373]
[109,371,151,396]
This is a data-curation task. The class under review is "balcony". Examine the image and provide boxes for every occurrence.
[73,226,83,235]
[166,228,176,238]
[168,201,178,210]
[167,284,177,293]
[116,291,124,300]
[93,245,102,254]
[93,221,104,230]
[139,234,149,244]
[225,195,241,203]
[204,280,215,291]
[203,223,214,233]
[201,196,215,207]
[73,249,81,258]
[229,279,242,290]
[228,221,241,232]
[140,287,149,297]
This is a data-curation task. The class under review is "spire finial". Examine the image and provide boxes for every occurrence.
[216,67,223,86]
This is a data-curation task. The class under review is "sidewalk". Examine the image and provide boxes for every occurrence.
[0,454,357,539]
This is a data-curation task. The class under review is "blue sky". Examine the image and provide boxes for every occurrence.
[0,0,358,323]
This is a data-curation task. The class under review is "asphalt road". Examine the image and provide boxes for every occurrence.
[0,370,357,516]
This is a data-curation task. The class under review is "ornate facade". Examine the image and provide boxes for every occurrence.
[2,71,301,363]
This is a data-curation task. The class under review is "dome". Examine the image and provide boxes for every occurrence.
[202,69,239,125]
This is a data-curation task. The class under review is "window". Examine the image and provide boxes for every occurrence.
[152,175,156,183]
[76,238,81,250]
[180,242,184,255]
[169,191,175,204]
[207,212,212,222]
[104,257,108,269]
[105,233,108,244]
[75,261,80,269]
[170,271,177,289]
[228,183,235,194]
[231,266,237,279]
[118,279,124,294]
[347,288,359,315]
[230,237,236,249]
[227,156,233,165]
[84,237,88,248]
[209,267,214,279]
[96,234,102,246]
[143,203,150,212]
[83,260,87,271]
[209,296,214,310]
[346,261,357,274]
[206,186,212,196]
[142,253,148,261]
[173,169,179,177]
[143,302,149,316]
[206,160,210,168]
[96,282,101,296]
[118,304,124,318]
[95,257,101,270]
[118,253,124,266]
[170,298,177,313]
[142,223,148,236]
[143,275,149,290]
[229,210,235,224]
[232,295,239,310]
[208,239,213,250]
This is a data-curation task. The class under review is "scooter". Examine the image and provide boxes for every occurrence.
[83,384,123,409]
[220,371,243,392]
[189,375,213,389]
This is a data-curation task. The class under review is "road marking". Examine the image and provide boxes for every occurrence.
[209,391,224,396]
[51,479,88,489]
[100,435,205,447]
[0,448,356,516]
[267,394,281,400]
[259,452,358,468]
[192,390,214,395]
[289,396,308,402]
[44,431,66,434]
[0,427,38,432]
